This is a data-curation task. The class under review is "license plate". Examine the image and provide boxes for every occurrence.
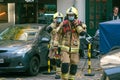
[0,59,4,63]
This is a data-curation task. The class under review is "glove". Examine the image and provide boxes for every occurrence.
[58,47,61,55]
[46,26,53,33]
[54,47,61,58]
[79,31,86,36]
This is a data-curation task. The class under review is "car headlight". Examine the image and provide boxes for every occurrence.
[12,46,31,55]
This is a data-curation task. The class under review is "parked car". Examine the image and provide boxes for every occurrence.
[38,13,54,24]
[0,24,50,76]
[100,47,120,80]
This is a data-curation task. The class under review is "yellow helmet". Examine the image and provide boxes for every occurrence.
[53,12,63,19]
[66,7,78,18]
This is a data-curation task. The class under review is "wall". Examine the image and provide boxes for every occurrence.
[57,0,85,22]
[8,3,15,24]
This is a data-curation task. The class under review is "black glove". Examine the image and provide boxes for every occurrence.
[46,26,53,33]
[58,47,61,55]
[79,31,86,36]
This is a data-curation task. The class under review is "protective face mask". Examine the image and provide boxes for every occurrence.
[56,18,62,23]
[68,16,75,21]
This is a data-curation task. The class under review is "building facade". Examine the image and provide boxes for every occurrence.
[0,0,120,35]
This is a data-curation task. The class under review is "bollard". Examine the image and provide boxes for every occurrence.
[84,43,95,76]
[47,58,51,73]
[42,44,55,75]
[42,58,55,75]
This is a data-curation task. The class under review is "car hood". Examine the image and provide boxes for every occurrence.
[0,40,32,52]
[100,49,120,69]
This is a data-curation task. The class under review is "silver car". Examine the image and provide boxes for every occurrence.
[100,47,120,80]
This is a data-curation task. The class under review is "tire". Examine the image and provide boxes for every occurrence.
[28,56,40,76]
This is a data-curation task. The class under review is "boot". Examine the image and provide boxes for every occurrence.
[55,75,61,79]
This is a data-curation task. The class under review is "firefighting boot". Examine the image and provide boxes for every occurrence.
[61,63,69,80]
[55,67,61,79]
[68,64,77,80]
[61,74,69,80]
[68,75,75,80]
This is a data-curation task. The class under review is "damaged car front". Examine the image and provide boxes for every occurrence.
[100,47,120,80]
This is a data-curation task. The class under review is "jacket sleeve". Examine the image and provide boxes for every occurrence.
[46,26,53,33]
[46,23,56,33]
[76,23,87,35]
[56,22,64,33]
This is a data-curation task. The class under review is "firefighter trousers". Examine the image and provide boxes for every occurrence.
[61,51,79,80]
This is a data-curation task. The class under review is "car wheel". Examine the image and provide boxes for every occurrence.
[28,56,40,76]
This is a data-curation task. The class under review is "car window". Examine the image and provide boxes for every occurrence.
[38,13,54,24]
[0,27,22,40]
[0,26,38,41]
[19,29,38,41]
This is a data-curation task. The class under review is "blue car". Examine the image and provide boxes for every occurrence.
[0,24,50,76]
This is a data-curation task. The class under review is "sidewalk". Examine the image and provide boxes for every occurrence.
[40,58,102,80]
[76,58,102,80]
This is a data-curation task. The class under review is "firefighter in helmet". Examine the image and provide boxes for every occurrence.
[56,7,87,80]
[46,12,64,79]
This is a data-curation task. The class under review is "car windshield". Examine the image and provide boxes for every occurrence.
[0,26,38,41]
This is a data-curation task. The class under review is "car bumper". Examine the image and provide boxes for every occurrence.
[0,66,25,72]
[0,55,29,72]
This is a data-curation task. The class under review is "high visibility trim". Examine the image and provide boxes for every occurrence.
[62,73,69,79]
[69,74,75,80]
[48,44,50,48]
[48,59,51,73]
[56,67,61,72]
[60,45,79,53]
[88,43,91,49]
[88,61,91,65]
[56,67,61,75]
[88,69,91,74]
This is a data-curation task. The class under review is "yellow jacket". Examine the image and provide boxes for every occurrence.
[57,20,87,53]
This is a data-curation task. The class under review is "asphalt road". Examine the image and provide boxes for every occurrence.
[0,59,102,80]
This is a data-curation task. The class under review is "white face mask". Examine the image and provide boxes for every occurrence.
[56,18,62,23]
[68,15,75,21]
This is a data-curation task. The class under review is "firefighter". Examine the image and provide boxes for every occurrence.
[56,7,87,80]
[46,12,64,79]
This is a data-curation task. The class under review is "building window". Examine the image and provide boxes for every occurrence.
[37,4,56,24]
[0,3,8,23]
[86,0,112,36]
[15,0,57,24]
